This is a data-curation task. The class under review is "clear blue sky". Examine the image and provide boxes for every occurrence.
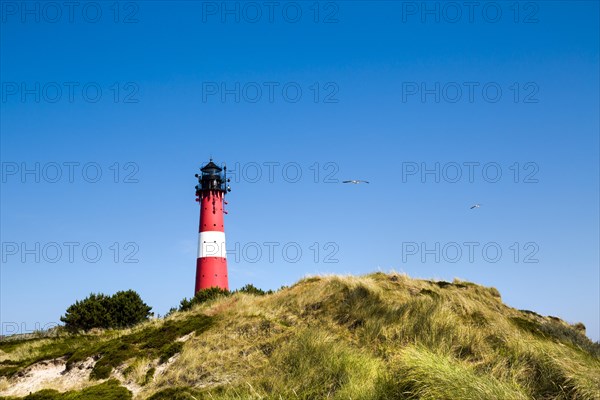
[1,1,599,340]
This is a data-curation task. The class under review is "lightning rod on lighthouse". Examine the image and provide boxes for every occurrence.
[194,159,231,293]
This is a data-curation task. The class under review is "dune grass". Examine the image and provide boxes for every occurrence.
[1,272,599,400]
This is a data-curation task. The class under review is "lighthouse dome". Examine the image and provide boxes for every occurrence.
[201,160,222,175]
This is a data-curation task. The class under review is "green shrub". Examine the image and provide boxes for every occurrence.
[178,287,230,312]
[60,293,113,332]
[159,342,183,364]
[236,284,272,296]
[20,379,131,399]
[60,291,152,333]
[143,367,156,386]
[22,389,62,400]
[108,291,154,329]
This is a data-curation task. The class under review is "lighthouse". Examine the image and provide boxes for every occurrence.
[194,160,231,293]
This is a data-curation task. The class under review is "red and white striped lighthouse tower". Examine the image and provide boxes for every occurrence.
[194,160,231,293]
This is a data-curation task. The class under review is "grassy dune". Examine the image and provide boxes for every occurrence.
[1,273,598,399]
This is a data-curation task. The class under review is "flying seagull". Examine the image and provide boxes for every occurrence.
[343,180,370,184]
[470,204,482,209]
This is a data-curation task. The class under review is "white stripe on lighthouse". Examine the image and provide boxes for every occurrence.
[197,231,227,258]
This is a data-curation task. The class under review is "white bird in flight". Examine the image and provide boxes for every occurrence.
[470,203,482,209]
[343,180,370,184]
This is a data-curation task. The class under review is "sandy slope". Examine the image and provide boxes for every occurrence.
[1,357,94,397]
